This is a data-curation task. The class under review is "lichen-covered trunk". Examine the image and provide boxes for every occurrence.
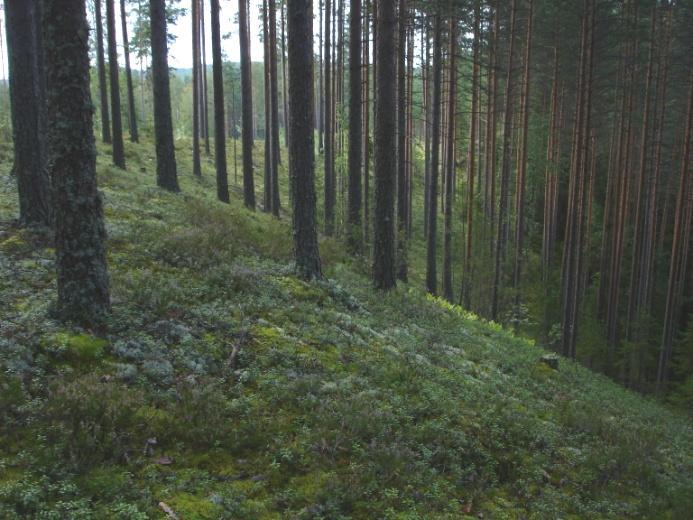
[43,0,110,325]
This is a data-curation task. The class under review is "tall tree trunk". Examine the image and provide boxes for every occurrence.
[461,0,481,307]
[150,0,180,193]
[106,0,125,168]
[491,0,518,321]
[120,0,138,142]
[4,0,51,227]
[287,0,322,280]
[347,0,363,253]
[262,0,273,212]
[512,0,533,322]
[239,0,255,208]
[94,0,111,144]
[281,1,289,149]
[269,0,281,216]
[372,0,397,291]
[210,0,228,202]
[363,0,371,244]
[396,0,408,281]
[43,0,110,325]
[200,0,210,155]
[324,0,335,234]
[192,0,202,176]
[442,15,457,302]
[425,13,443,295]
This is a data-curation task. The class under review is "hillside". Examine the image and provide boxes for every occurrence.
[1,139,692,519]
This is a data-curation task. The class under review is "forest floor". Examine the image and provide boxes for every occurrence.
[1,138,692,519]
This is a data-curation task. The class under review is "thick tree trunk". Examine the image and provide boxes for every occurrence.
[43,0,110,325]
[120,0,138,142]
[287,0,322,280]
[373,0,397,291]
[4,0,51,227]
[106,0,126,168]
[210,0,229,202]
[263,0,272,212]
[239,0,256,208]
[94,0,111,144]
[150,0,180,192]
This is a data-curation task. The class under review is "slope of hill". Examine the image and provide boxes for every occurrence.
[1,140,692,519]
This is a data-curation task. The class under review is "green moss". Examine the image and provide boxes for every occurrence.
[45,332,108,364]
[165,492,222,520]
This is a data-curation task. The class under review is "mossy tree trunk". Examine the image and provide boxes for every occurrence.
[43,0,111,325]
[210,0,229,203]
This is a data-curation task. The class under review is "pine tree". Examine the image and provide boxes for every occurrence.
[239,0,255,208]
[4,0,50,228]
[43,0,110,325]
[347,0,363,254]
[94,0,112,144]
[210,0,228,202]
[372,0,397,291]
[120,0,139,142]
[106,0,126,168]
[287,0,322,280]
[150,0,180,192]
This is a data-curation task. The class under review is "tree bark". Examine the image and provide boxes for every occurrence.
[287,0,322,280]
[192,0,202,176]
[239,0,256,208]
[372,0,397,291]
[347,0,363,253]
[4,0,51,227]
[210,0,229,202]
[120,0,139,142]
[442,15,457,302]
[150,0,180,192]
[95,0,111,143]
[43,0,110,325]
[425,13,443,295]
[107,0,126,168]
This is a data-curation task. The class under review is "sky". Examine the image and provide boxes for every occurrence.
[0,1,271,80]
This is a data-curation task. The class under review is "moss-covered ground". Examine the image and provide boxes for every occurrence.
[0,138,692,518]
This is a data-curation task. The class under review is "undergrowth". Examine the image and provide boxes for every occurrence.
[0,139,691,518]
